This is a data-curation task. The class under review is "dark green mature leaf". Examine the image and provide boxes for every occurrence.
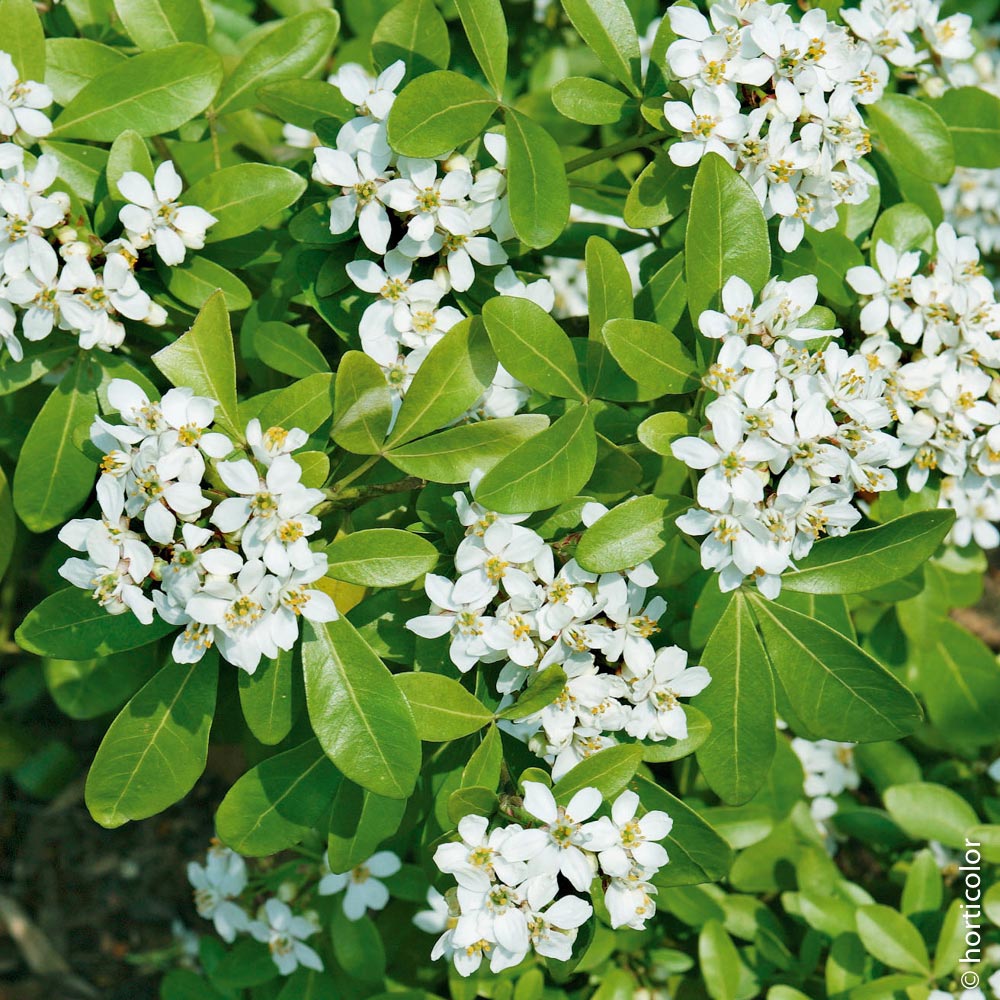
[0,0,44,80]
[634,776,733,887]
[686,152,770,320]
[780,511,954,595]
[325,529,438,587]
[929,87,1000,168]
[867,93,955,184]
[505,108,570,249]
[332,351,392,455]
[483,296,585,399]
[17,588,176,658]
[0,465,12,581]
[576,494,688,572]
[13,361,99,533]
[214,9,340,115]
[184,164,307,242]
[258,80,353,131]
[855,906,930,975]
[387,318,496,446]
[395,673,494,741]
[44,39,126,105]
[153,291,239,434]
[635,251,686,329]
[749,596,922,742]
[373,0,450,77]
[303,617,420,799]
[43,653,156,720]
[884,782,980,849]
[454,0,507,98]
[694,594,775,805]
[552,744,643,804]
[625,153,687,229]
[552,77,631,125]
[386,414,549,482]
[216,739,337,855]
[52,44,222,140]
[112,0,207,49]
[561,0,641,96]
[387,71,497,157]
[257,373,334,435]
[603,318,699,397]
[238,649,295,746]
[586,236,633,341]
[253,322,330,378]
[327,779,406,871]
[475,405,597,513]
[85,656,218,828]
[498,664,567,719]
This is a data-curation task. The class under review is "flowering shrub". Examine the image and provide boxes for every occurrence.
[2,0,1000,996]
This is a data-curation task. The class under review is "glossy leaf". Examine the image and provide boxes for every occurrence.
[332,351,392,455]
[576,494,689,572]
[327,779,406,872]
[0,0,44,80]
[112,0,207,49]
[586,236,633,341]
[883,782,980,849]
[867,93,955,184]
[395,673,494,741]
[505,108,570,249]
[929,86,1000,168]
[238,649,296,746]
[497,664,567,720]
[602,318,699,397]
[325,529,438,587]
[560,0,641,95]
[855,905,930,975]
[372,0,450,76]
[257,373,334,435]
[552,744,643,804]
[253,322,330,378]
[454,0,507,97]
[552,77,631,125]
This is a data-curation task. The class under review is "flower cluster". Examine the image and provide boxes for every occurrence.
[187,843,324,976]
[0,50,216,361]
[305,61,546,422]
[428,783,671,974]
[406,482,710,780]
[846,224,1000,548]
[791,737,859,849]
[662,0,972,251]
[57,379,337,673]
[672,273,901,596]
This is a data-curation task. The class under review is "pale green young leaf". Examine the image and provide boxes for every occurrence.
[463,724,502,789]
[603,318,699,397]
[883,782,979,848]
[552,77,631,125]
[253,321,330,378]
[156,256,252,313]
[325,529,438,587]
[395,673,494,741]
[867,93,954,184]
[112,0,207,50]
[238,649,296,746]
[855,905,930,975]
[0,0,45,80]
[576,494,689,572]
[372,0,450,77]
[505,108,570,249]
[44,38,127,106]
[699,920,741,1000]
[586,236,633,341]
[870,203,934,255]
[106,129,153,199]
[332,351,392,455]
[561,0,641,96]
[929,86,1000,168]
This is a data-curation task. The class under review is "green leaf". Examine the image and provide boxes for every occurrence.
[387,70,497,157]
[694,594,775,805]
[258,79,353,131]
[327,779,406,871]
[13,361,99,533]
[482,296,585,399]
[929,87,1000,168]
[637,411,698,456]
[387,317,496,446]
[303,617,420,799]
[184,164,307,243]
[498,664,567,719]
[475,405,597,513]
[780,511,954,595]
[325,529,438,587]
[933,898,968,978]
[238,649,295,746]
[586,236,633,341]
[157,256,252,313]
[883,782,979,849]
[576,494,688,572]
[505,108,570,249]
[44,38,127,106]
[395,673,494,741]
[870,203,934,257]
[603,318,699,397]
[624,153,687,229]
[561,0,641,96]
[552,77,630,125]
[332,351,392,455]
[112,0,207,49]
[106,129,153,200]
[448,785,498,825]
[0,0,44,80]
[685,152,770,321]
[749,596,922,742]
[699,920,741,1000]
[463,724,503,789]
[386,414,549,483]
[40,140,107,202]
[372,0,450,77]
[214,9,340,116]
[152,291,239,434]
[216,739,337,855]
[330,909,386,982]
[257,373,334,436]
[867,93,954,184]
[454,0,507,98]
[634,776,733,887]
[85,656,217,828]
[552,744,643,804]
[855,905,930,975]
[636,252,687,333]
[43,652,156,721]
[52,43,222,141]
[17,588,176,659]
[253,321,330,378]
[0,465,12,581]
[900,849,942,917]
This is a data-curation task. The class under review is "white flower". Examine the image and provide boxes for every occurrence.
[318,850,400,920]
[312,144,393,254]
[626,646,711,741]
[791,739,860,798]
[846,240,923,339]
[664,88,747,167]
[604,867,657,930]
[187,846,250,943]
[593,789,672,878]
[211,455,317,537]
[434,814,528,891]
[0,52,52,138]
[405,573,497,673]
[118,162,217,266]
[246,419,309,466]
[248,899,323,976]
[332,60,405,121]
